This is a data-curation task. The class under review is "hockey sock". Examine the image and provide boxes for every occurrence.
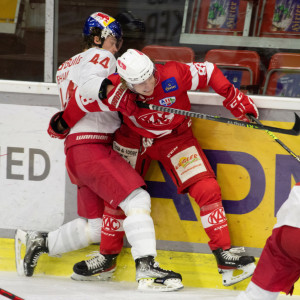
[48,218,102,256]
[123,213,156,260]
[119,188,157,260]
[200,202,231,250]
[100,205,125,255]
[189,178,231,250]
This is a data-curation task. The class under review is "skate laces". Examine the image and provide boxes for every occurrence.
[152,260,172,273]
[30,252,44,267]
[85,252,106,270]
[222,247,245,261]
[228,247,245,254]
[27,231,42,242]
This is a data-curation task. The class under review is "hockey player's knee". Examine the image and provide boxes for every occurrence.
[87,218,102,243]
[188,177,222,207]
[119,188,151,216]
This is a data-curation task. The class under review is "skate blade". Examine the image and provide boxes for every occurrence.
[14,229,27,276]
[138,278,184,292]
[221,262,256,286]
[70,268,116,281]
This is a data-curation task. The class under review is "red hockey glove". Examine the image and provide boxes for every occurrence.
[105,83,138,116]
[223,87,259,122]
[47,111,70,139]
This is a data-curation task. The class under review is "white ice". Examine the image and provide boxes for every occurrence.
[1,271,300,300]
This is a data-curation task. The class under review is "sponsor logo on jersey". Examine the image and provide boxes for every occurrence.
[161,77,178,93]
[159,96,176,106]
[208,208,227,225]
[175,154,200,170]
[138,112,174,126]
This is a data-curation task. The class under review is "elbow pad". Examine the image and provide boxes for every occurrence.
[99,78,113,100]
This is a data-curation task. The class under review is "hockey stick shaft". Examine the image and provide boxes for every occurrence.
[0,288,24,300]
[136,102,300,136]
[247,115,300,163]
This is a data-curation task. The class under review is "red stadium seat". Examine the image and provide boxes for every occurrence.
[203,49,261,94]
[262,53,300,96]
[141,45,195,64]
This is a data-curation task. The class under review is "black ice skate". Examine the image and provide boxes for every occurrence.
[213,247,256,286]
[20,231,49,277]
[71,252,117,281]
[135,256,183,291]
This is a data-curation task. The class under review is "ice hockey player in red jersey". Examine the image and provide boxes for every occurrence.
[15,17,183,292]
[55,48,259,286]
[237,182,300,299]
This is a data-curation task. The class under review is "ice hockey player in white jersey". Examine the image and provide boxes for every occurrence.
[15,12,183,291]
[237,182,300,299]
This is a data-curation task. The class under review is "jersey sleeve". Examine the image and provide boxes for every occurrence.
[184,61,233,98]
[78,50,116,101]
[62,72,122,128]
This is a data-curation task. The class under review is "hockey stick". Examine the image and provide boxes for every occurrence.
[0,288,24,300]
[136,102,300,136]
[247,114,300,163]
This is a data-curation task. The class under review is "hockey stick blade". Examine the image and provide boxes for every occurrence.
[247,114,300,163]
[0,288,24,300]
[136,102,300,136]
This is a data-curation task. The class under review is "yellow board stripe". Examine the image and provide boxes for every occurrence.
[2,238,300,294]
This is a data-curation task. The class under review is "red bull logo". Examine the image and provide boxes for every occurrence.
[94,12,113,26]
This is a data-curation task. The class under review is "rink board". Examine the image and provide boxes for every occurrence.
[0,117,299,293]
[147,118,300,250]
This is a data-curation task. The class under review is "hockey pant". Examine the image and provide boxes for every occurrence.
[113,123,231,251]
[251,226,300,295]
[48,142,142,256]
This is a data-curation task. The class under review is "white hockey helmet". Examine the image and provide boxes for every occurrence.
[117,49,154,88]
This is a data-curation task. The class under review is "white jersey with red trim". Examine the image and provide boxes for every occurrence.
[274,182,300,229]
[118,61,233,139]
[56,47,120,135]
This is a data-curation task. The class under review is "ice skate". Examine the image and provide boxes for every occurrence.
[15,229,27,276]
[71,252,117,281]
[213,247,256,286]
[15,230,49,277]
[135,256,183,292]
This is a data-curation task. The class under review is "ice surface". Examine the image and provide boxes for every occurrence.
[1,271,300,300]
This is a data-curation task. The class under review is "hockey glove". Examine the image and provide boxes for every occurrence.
[223,87,259,122]
[47,111,70,139]
[105,83,138,116]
